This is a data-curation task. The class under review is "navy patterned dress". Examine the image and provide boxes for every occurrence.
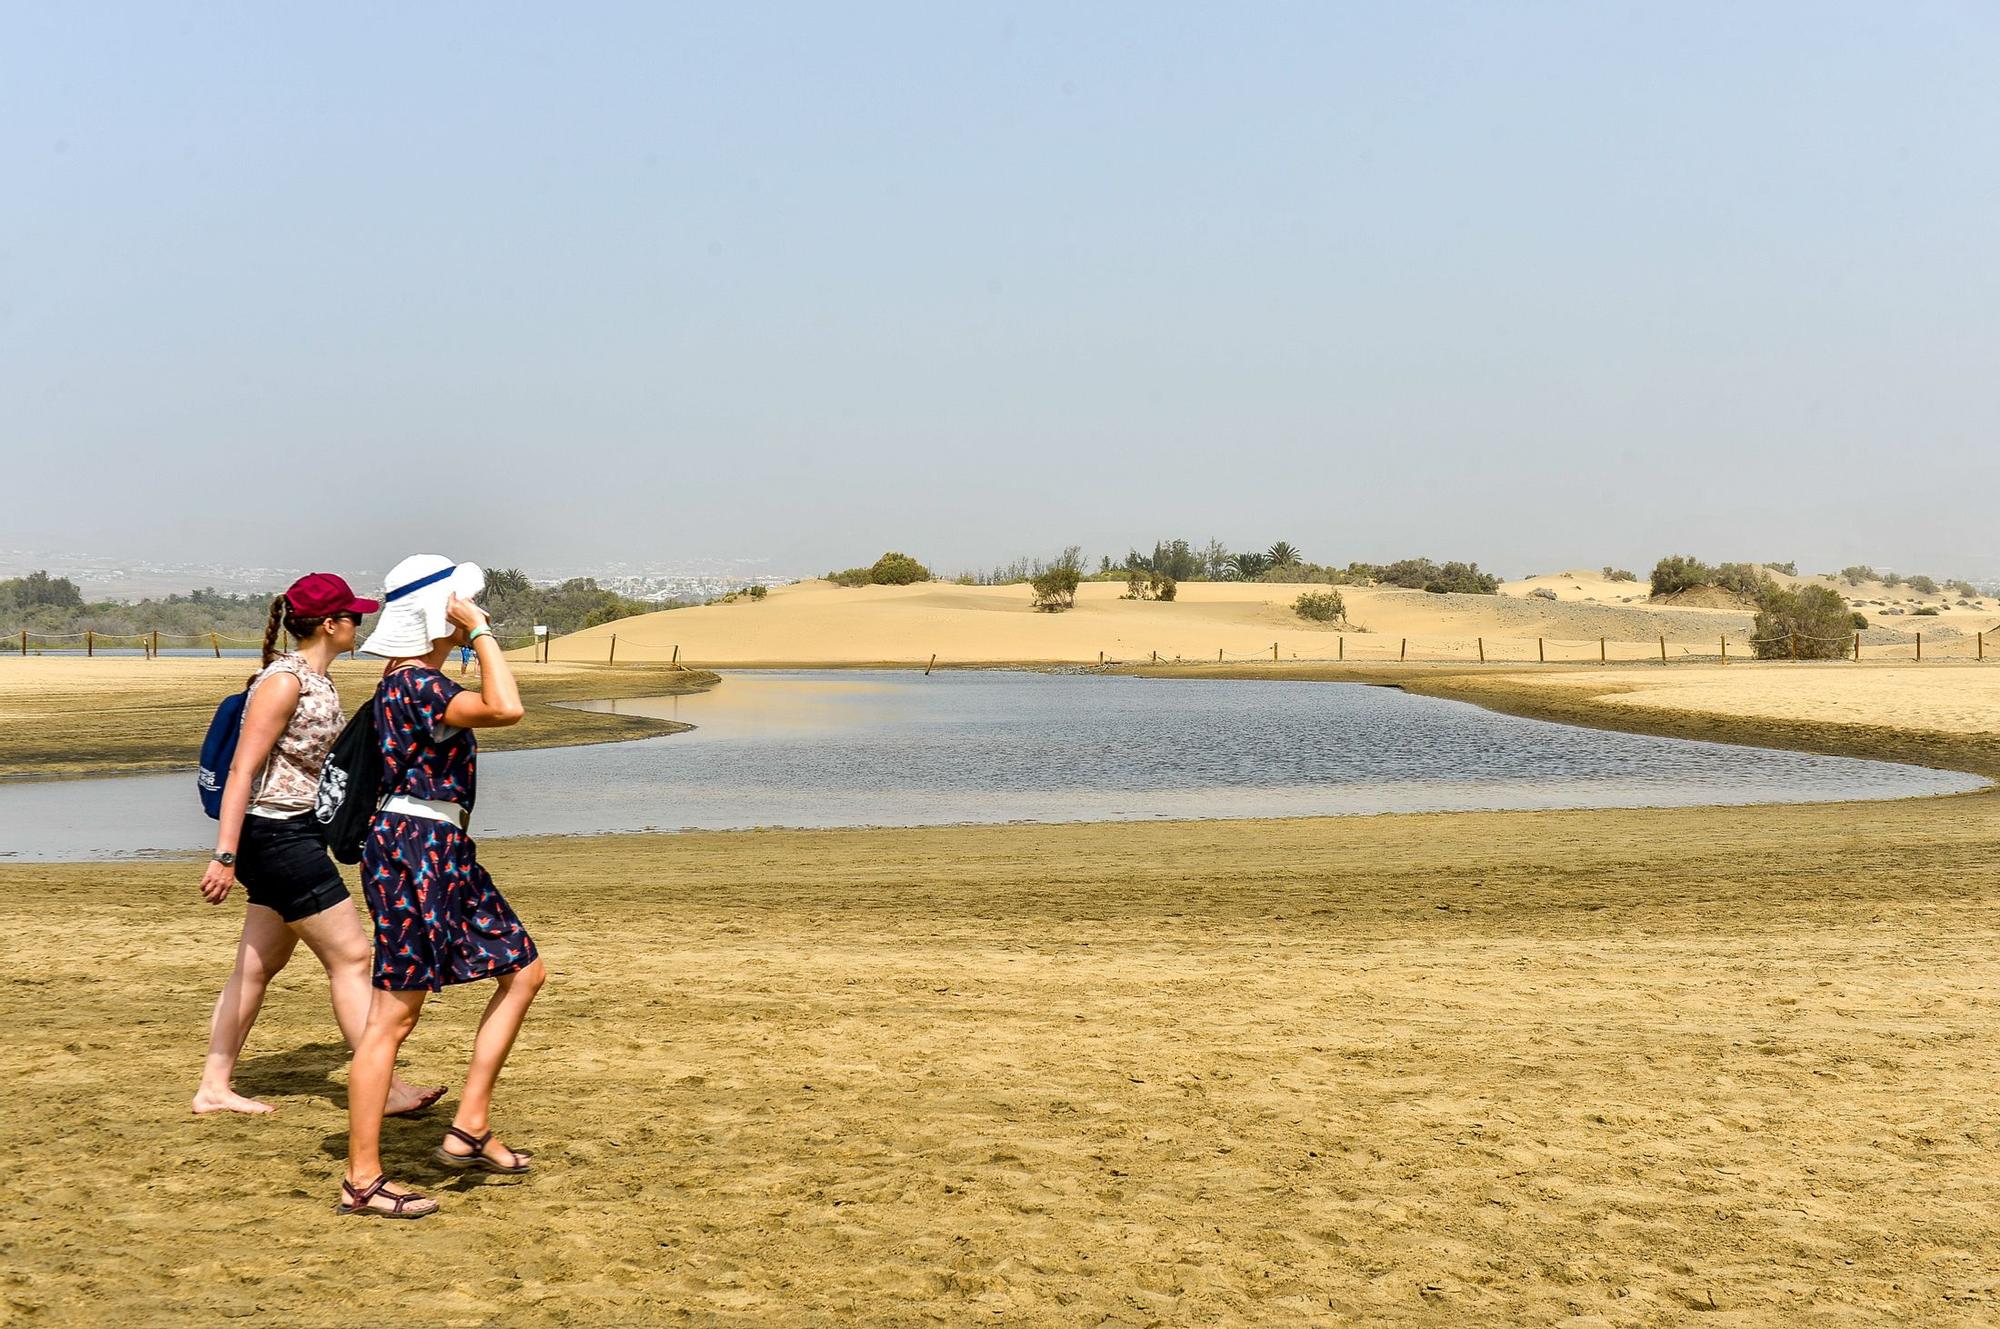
[361,666,537,992]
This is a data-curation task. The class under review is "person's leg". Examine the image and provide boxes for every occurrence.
[192,905,298,1114]
[344,986,434,1214]
[290,901,445,1114]
[442,958,547,1166]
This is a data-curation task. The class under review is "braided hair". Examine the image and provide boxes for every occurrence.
[248,596,331,687]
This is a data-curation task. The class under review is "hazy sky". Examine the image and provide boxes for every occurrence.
[4,3,1996,583]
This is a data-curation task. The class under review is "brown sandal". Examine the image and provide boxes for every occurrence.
[336,1174,438,1220]
[434,1124,534,1175]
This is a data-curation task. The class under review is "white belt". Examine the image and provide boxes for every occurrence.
[378,793,469,830]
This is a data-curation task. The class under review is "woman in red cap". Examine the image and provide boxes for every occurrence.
[192,573,445,1119]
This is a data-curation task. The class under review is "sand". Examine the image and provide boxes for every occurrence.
[0,658,718,781]
[9,646,2000,1322]
[6,795,2000,1325]
[541,578,2000,669]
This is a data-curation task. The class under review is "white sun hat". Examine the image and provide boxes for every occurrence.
[358,554,486,658]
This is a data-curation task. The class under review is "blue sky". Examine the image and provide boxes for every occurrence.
[3,3,1996,582]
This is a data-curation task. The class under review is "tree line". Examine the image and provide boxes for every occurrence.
[1,568,684,641]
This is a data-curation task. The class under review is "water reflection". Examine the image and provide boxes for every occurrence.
[0,670,1984,861]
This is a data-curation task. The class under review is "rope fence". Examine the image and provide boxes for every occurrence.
[1,628,545,658]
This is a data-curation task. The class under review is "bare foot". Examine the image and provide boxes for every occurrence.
[384,1078,448,1118]
[191,1085,276,1115]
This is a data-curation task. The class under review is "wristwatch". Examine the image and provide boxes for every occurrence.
[212,851,237,867]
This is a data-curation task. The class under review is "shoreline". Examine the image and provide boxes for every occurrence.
[0,658,720,783]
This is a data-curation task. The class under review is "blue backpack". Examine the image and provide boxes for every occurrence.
[197,691,250,819]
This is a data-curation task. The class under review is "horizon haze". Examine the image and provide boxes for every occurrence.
[4,3,1996,581]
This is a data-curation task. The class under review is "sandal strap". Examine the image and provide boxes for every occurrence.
[444,1124,492,1153]
[343,1174,388,1206]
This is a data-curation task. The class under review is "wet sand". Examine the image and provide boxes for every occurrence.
[6,792,2000,1325]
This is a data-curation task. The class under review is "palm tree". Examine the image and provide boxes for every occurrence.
[1232,551,1271,580]
[1266,541,1301,568]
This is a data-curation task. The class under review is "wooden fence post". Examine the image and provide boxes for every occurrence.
[19,629,26,656]
[1916,631,1922,662]
[608,634,617,663]
[1538,637,1544,663]
[926,653,936,676]
[1218,648,1223,662]
[1272,642,1279,662]
[1789,632,1799,660]
[671,644,679,667]
[1659,635,1667,665]
[1477,637,1485,663]
[1599,637,1606,665]
[86,630,93,657]
[1400,638,1407,662]
[1853,632,1860,662]
[1151,650,1158,664]
[1980,631,1986,661]
[1721,634,1727,664]
[211,632,221,659]
[1338,636,1344,662]
[152,629,159,659]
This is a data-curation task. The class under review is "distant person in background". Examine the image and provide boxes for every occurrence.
[457,642,473,675]
[338,555,546,1221]
[194,574,446,1119]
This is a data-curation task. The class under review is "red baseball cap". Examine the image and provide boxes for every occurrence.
[285,573,381,617]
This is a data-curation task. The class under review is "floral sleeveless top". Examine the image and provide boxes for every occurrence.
[246,652,343,817]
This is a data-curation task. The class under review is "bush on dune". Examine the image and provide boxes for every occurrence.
[825,552,932,588]
[1751,585,1855,659]
[1293,590,1346,623]
[1650,555,1714,597]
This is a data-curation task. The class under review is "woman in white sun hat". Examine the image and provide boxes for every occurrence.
[337,554,547,1220]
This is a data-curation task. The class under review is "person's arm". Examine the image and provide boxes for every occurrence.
[198,672,298,904]
[440,594,524,729]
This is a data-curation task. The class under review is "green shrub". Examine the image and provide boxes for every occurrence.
[1122,568,1177,602]
[1839,565,1877,586]
[1713,562,1775,598]
[1906,574,1938,596]
[1913,606,1940,616]
[748,584,768,600]
[1650,555,1714,597]
[869,552,930,585]
[1353,558,1498,594]
[1850,612,1869,629]
[1764,561,1798,576]
[826,567,872,587]
[1950,580,1978,598]
[1751,585,1855,660]
[1293,590,1346,622]
[1883,571,1903,588]
[1030,566,1080,611]
[1602,567,1637,582]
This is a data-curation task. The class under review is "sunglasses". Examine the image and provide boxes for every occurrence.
[331,611,364,626]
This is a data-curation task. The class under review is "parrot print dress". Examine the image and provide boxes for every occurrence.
[361,666,537,991]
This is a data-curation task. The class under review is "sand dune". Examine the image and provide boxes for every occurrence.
[546,579,1776,667]
[542,577,2000,668]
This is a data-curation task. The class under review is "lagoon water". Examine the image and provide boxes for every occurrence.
[0,670,1983,861]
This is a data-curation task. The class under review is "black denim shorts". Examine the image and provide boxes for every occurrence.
[237,813,351,922]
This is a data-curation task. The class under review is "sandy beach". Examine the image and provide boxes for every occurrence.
[5,649,2000,1324]
[6,794,1999,1326]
